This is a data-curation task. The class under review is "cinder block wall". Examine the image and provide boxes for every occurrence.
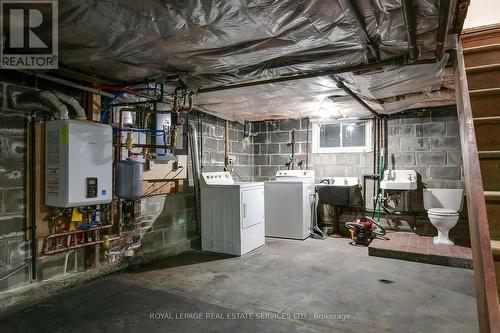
[253,119,311,181]
[0,81,31,291]
[387,108,463,190]
[192,111,254,179]
[251,107,464,208]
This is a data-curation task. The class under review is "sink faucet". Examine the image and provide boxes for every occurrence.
[408,173,414,181]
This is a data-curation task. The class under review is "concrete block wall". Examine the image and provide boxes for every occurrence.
[0,81,31,291]
[387,108,463,189]
[252,118,375,183]
[251,107,463,210]
[133,193,198,262]
[252,119,311,181]
[189,111,254,180]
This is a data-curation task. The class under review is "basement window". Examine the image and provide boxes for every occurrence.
[312,120,372,153]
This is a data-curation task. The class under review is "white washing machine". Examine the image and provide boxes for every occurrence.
[200,172,265,256]
[264,170,315,240]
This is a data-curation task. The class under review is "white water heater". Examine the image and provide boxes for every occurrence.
[45,120,113,207]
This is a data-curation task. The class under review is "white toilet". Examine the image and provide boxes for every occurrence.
[423,188,464,245]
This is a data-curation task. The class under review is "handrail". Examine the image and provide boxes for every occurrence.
[456,41,500,332]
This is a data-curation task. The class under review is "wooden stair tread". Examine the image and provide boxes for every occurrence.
[491,240,500,258]
[469,88,500,96]
[474,116,500,124]
[466,63,500,73]
[463,43,500,53]
[470,87,500,97]
[484,191,500,201]
[479,151,500,159]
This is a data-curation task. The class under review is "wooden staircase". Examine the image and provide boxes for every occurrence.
[462,25,500,298]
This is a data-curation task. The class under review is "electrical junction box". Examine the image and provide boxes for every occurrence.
[45,120,113,207]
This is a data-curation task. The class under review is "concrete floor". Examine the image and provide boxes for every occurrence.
[0,237,478,332]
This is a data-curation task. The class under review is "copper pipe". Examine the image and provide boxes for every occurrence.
[115,143,172,149]
[120,108,172,114]
[172,89,194,113]
[117,200,122,236]
[45,224,113,239]
[44,236,120,255]
[109,201,115,235]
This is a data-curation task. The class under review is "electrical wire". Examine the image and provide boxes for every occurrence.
[144,168,174,192]
[141,166,184,198]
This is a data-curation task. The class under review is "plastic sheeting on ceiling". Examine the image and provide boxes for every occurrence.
[57,0,458,121]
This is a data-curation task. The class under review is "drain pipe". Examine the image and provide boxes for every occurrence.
[188,122,201,233]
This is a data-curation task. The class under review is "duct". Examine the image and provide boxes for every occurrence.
[40,91,69,119]
[188,122,201,232]
[9,90,51,112]
[55,92,87,119]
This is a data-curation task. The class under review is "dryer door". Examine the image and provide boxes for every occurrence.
[241,187,265,229]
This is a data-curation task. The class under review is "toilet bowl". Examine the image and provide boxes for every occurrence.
[423,189,464,245]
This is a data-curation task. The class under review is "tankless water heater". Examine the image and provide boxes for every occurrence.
[45,120,113,207]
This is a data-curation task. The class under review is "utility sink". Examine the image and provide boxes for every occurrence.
[316,177,360,206]
[380,170,417,190]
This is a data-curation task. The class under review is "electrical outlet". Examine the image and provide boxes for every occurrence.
[228,155,237,164]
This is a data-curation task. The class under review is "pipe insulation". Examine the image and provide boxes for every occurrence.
[40,91,69,119]
[55,92,87,119]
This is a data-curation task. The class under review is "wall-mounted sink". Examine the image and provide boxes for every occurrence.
[380,170,417,190]
[319,177,359,187]
[316,177,361,206]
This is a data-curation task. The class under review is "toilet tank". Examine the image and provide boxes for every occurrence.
[423,188,464,211]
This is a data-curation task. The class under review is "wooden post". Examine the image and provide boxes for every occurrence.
[87,93,101,122]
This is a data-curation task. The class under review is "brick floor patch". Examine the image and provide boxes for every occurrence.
[368,232,473,269]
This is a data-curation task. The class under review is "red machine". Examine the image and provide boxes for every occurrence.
[345,217,386,245]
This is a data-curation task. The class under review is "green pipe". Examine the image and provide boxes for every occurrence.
[377,151,384,224]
